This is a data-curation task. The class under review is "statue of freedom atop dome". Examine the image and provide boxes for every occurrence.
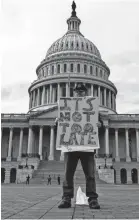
[71,1,76,17]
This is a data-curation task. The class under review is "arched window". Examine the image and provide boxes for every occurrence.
[52,66,54,75]
[66,42,68,49]
[61,42,63,49]
[120,168,127,184]
[90,66,93,75]
[10,168,16,183]
[70,63,73,72]
[82,42,84,50]
[77,42,79,49]
[86,43,88,50]
[71,41,74,49]
[77,64,80,73]
[57,64,60,74]
[96,67,98,76]
[46,67,49,75]
[64,64,67,73]
[84,65,87,74]
[100,69,102,77]
[90,45,92,51]
[131,169,138,183]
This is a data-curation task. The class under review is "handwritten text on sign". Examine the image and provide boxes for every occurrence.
[56,96,99,152]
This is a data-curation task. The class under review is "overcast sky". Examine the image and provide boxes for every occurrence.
[1,0,139,114]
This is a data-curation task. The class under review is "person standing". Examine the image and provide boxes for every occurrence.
[58,83,100,209]
[47,175,51,185]
[26,175,30,185]
[57,175,60,185]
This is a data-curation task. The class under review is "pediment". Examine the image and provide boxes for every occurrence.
[30,106,58,119]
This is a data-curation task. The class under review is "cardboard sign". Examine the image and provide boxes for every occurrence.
[56,96,99,152]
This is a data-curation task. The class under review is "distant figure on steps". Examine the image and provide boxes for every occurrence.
[47,175,51,185]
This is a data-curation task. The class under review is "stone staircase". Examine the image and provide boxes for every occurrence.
[30,160,107,185]
[74,161,107,185]
[30,160,65,184]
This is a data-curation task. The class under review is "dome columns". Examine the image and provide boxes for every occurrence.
[29,82,117,113]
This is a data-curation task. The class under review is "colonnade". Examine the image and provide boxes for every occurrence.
[29,83,116,111]
[1,126,58,162]
[104,127,139,162]
[1,126,139,162]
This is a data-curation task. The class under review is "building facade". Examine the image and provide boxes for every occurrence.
[1,3,139,184]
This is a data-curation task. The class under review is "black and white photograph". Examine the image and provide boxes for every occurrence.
[1,0,139,219]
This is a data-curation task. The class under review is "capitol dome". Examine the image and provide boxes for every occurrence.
[28,1,117,115]
[46,33,101,59]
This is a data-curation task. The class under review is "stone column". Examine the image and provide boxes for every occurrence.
[39,126,43,160]
[7,127,13,161]
[91,84,94,96]
[57,83,60,101]
[104,88,106,106]
[98,86,100,105]
[47,87,49,104]
[37,88,40,106]
[125,128,131,162]
[112,93,115,110]
[27,126,33,154]
[115,129,120,161]
[60,151,64,161]
[17,128,24,161]
[109,90,111,109]
[49,84,52,103]
[66,83,69,97]
[114,96,116,111]
[136,129,139,161]
[49,126,55,160]
[29,93,31,109]
[41,86,45,105]
[105,126,109,155]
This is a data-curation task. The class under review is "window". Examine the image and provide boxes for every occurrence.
[77,42,79,49]
[46,67,48,76]
[57,64,60,74]
[86,44,88,50]
[90,45,92,51]
[64,64,67,73]
[82,42,84,50]
[71,41,74,49]
[66,42,68,49]
[52,66,54,75]
[77,64,80,73]
[61,42,63,49]
[61,84,66,97]
[90,66,93,75]
[70,63,73,72]
[84,65,87,74]
[96,67,98,76]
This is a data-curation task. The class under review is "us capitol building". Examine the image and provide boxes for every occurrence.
[1,2,139,185]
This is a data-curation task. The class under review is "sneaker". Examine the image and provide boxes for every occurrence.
[89,199,100,209]
[58,197,71,208]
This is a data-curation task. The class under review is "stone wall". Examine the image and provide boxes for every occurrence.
[98,168,114,183]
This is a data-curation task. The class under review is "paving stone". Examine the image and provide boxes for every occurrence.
[2,183,139,219]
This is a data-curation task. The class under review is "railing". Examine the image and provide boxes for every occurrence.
[95,154,113,159]
[1,113,29,119]
[18,165,34,169]
[109,114,139,120]
[21,153,40,159]
[1,158,6,162]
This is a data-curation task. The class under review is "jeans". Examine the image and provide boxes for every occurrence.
[62,151,98,199]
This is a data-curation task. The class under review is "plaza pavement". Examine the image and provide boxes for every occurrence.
[1,183,139,219]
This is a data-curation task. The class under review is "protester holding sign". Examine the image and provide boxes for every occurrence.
[57,83,100,209]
